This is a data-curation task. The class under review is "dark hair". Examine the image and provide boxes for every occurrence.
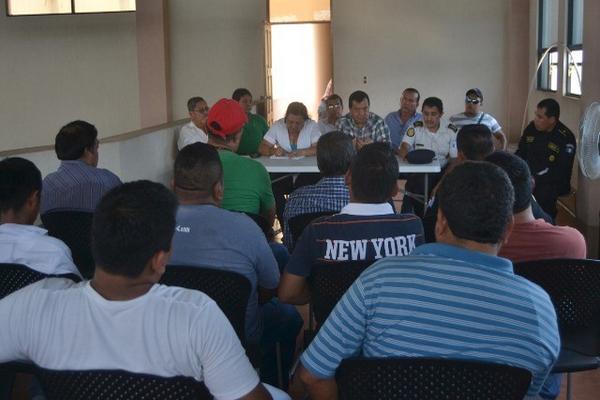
[457,124,495,161]
[348,90,370,109]
[0,157,42,214]
[349,142,398,203]
[317,131,356,177]
[404,88,420,102]
[437,161,514,244]
[326,94,343,107]
[284,102,309,121]
[537,98,560,120]
[187,97,206,112]
[485,151,532,213]
[232,88,252,101]
[174,142,223,195]
[92,180,177,278]
[55,120,98,160]
[422,97,443,114]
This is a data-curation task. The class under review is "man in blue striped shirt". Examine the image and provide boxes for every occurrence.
[298,161,560,399]
[41,120,122,214]
[282,131,355,250]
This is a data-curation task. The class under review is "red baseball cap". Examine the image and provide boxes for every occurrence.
[207,98,248,138]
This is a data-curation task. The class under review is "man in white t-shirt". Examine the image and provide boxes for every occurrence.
[398,97,458,217]
[449,88,507,150]
[0,157,80,277]
[0,180,281,400]
[177,96,209,150]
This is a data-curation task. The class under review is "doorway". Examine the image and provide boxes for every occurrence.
[265,0,333,124]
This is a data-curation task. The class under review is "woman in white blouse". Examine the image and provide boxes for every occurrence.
[259,102,321,157]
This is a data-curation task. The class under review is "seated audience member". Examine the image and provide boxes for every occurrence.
[282,131,355,250]
[169,143,302,389]
[0,180,282,400]
[0,157,80,277]
[450,88,507,150]
[487,151,586,400]
[421,124,495,242]
[318,94,344,134]
[259,102,321,157]
[398,97,457,217]
[177,96,209,150]
[516,98,576,219]
[336,90,391,149]
[206,98,276,226]
[278,143,424,305]
[233,88,270,155]
[297,161,560,400]
[385,88,422,149]
[41,120,121,214]
[488,151,586,262]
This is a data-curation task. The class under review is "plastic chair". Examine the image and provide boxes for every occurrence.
[335,357,532,400]
[0,263,80,300]
[159,265,251,343]
[242,212,274,241]
[41,211,95,279]
[514,258,600,399]
[288,211,335,247]
[36,368,212,400]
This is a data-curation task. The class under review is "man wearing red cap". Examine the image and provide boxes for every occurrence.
[206,99,276,225]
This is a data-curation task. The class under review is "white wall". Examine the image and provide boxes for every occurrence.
[331,0,508,123]
[0,2,140,151]
[169,0,266,118]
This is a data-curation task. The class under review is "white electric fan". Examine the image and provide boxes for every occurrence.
[578,101,600,180]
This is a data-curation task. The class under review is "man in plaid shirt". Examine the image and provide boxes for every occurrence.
[336,90,391,149]
[282,131,355,250]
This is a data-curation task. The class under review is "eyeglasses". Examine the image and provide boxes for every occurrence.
[194,107,209,114]
[327,104,342,110]
[465,98,481,105]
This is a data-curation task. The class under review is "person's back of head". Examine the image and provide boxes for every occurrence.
[55,120,98,161]
[316,131,356,177]
[92,180,177,279]
[206,98,248,150]
[0,157,42,224]
[437,161,514,245]
[457,124,495,161]
[485,151,533,214]
[174,142,223,202]
[349,142,398,203]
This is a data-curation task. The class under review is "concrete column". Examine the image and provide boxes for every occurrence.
[577,0,600,257]
[136,0,171,127]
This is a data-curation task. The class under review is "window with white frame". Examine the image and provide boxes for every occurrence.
[566,0,583,96]
[537,0,559,91]
[7,0,135,16]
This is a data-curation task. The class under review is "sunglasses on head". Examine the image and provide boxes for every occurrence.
[465,98,481,105]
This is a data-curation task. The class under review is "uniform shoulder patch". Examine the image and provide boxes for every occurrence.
[448,123,458,133]
[406,127,415,137]
[413,120,423,127]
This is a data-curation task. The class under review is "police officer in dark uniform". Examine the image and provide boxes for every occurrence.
[516,98,576,218]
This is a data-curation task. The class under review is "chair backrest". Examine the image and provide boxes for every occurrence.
[514,258,600,355]
[36,368,212,400]
[335,357,532,400]
[241,212,273,241]
[41,211,95,279]
[310,260,373,326]
[289,211,336,246]
[159,265,251,342]
[0,263,80,300]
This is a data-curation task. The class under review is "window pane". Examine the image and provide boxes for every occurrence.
[540,0,559,48]
[567,49,583,95]
[569,0,583,46]
[8,0,71,15]
[538,50,559,91]
[74,0,136,13]
[269,0,330,23]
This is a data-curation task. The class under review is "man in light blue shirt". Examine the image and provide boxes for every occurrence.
[385,88,422,149]
[169,142,302,390]
[297,161,560,400]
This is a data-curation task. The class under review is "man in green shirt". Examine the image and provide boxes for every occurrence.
[206,98,276,226]
[233,88,270,155]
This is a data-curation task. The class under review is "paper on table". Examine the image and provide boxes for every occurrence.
[270,156,305,160]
